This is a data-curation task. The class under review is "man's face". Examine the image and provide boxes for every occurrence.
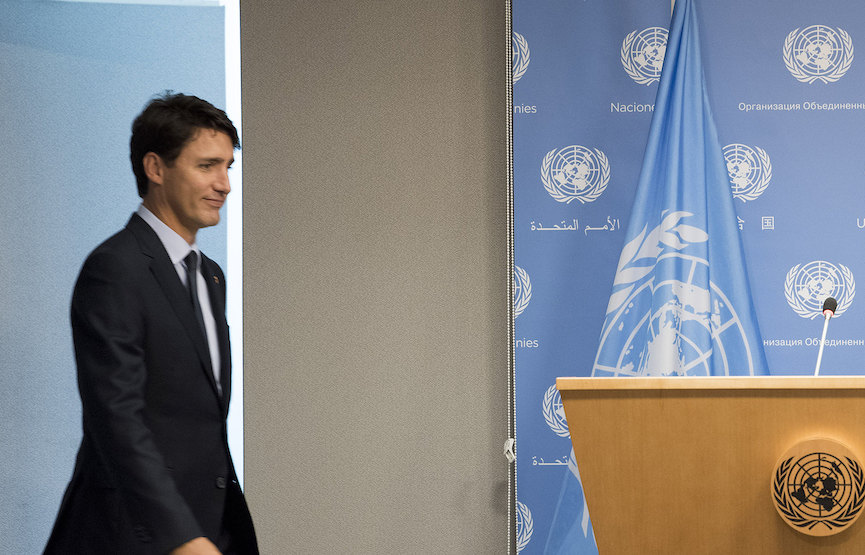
[145,128,234,243]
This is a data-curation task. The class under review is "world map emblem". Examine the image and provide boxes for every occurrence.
[542,384,569,438]
[512,31,530,83]
[513,265,532,318]
[783,25,854,84]
[772,438,865,536]
[723,143,771,202]
[541,145,610,204]
[593,212,758,377]
[621,27,668,85]
[515,500,533,552]
[784,261,855,319]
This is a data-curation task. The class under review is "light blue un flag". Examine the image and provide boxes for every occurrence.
[546,0,767,552]
[592,0,768,378]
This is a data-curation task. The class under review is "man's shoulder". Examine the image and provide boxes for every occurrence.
[90,213,158,251]
[84,226,139,263]
[91,225,136,252]
[79,215,158,273]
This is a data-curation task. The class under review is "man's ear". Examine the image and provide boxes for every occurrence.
[142,152,164,186]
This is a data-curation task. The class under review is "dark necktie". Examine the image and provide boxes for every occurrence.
[184,251,207,339]
[184,251,222,397]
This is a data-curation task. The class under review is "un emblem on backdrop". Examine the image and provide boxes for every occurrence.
[621,27,668,85]
[542,384,570,438]
[541,145,610,204]
[785,261,855,319]
[784,25,853,84]
[723,144,772,202]
[512,31,530,83]
[513,265,532,318]
[515,500,533,552]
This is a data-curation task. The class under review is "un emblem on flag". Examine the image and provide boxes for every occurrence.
[621,27,668,85]
[513,265,532,318]
[783,25,853,84]
[541,145,610,204]
[512,31,530,83]
[723,144,771,202]
[784,261,855,319]
[772,438,865,536]
[595,253,751,376]
[593,213,757,377]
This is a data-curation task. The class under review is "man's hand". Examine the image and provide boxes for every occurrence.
[170,536,222,554]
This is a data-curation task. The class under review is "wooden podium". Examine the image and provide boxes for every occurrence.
[556,376,865,553]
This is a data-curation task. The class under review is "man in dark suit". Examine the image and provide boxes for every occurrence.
[45,93,258,555]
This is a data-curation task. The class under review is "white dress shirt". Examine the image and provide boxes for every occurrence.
[136,205,221,392]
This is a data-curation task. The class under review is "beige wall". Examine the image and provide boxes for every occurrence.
[241,2,509,552]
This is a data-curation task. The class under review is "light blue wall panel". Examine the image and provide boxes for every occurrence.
[0,2,225,551]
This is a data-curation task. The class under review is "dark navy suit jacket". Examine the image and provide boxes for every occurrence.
[45,214,257,554]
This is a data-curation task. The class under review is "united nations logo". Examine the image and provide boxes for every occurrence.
[621,27,668,85]
[541,145,610,204]
[542,384,569,438]
[513,265,532,318]
[785,261,855,319]
[723,144,772,202]
[512,32,530,83]
[593,212,758,377]
[515,500,533,552]
[772,438,865,536]
[783,25,854,84]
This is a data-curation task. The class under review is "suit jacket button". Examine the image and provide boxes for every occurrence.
[216,476,227,489]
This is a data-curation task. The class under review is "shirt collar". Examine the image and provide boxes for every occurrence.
[136,204,199,265]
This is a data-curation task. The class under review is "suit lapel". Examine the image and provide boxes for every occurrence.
[202,254,232,413]
[126,215,221,399]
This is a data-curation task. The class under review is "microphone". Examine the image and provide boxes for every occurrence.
[814,297,837,376]
[822,297,838,319]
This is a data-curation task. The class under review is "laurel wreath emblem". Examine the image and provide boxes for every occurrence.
[515,500,534,552]
[513,265,532,318]
[783,26,854,84]
[512,32,530,83]
[540,146,610,204]
[604,211,708,317]
[621,28,668,86]
[784,262,855,319]
[542,384,570,438]
[724,144,772,203]
[773,456,865,532]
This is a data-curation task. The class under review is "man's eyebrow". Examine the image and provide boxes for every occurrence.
[198,156,234,164]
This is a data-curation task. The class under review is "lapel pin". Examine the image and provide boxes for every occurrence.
[213,275,219,284]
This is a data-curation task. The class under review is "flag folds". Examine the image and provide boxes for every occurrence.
[547,1,768,552]
[592,0,768,378]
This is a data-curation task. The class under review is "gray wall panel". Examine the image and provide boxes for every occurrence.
[241,1,508,552]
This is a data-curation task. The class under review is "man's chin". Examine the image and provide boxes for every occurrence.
[200,213,221,228]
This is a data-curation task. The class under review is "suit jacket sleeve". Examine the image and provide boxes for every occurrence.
[72,248,203,552]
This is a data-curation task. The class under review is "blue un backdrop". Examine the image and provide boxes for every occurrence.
[513,0,865,551]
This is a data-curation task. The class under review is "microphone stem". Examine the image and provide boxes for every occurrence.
[814,315,831,376]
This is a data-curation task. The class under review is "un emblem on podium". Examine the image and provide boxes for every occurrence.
[772,438,865,536]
